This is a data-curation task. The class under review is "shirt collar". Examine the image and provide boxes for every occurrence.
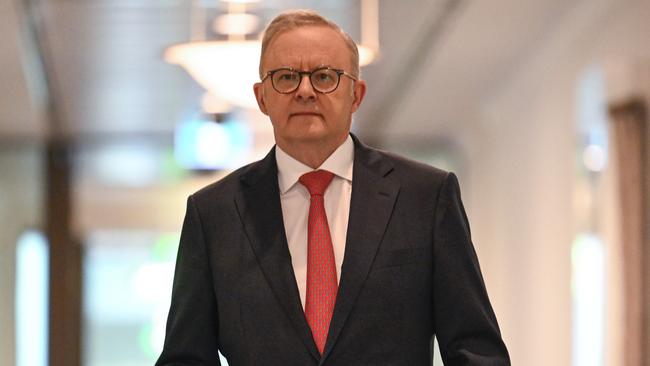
[276,135,354,195]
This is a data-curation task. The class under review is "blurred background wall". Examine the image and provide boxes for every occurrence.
[1,0,650,365]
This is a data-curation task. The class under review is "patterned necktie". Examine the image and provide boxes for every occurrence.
[299,169,337,355]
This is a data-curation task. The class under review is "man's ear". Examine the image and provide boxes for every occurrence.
[253,82,269,115]
[350,79,367,113]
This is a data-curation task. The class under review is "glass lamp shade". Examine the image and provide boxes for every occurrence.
[165,40,262,109]
[358,45,376,68]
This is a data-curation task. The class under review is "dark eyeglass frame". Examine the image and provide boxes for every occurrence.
[260,66,358,94]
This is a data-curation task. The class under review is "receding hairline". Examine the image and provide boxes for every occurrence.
[258,10,360,79]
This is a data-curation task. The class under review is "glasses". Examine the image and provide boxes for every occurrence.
[261,67,357,94]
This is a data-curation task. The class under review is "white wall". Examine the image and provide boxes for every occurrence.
[457,0,650,365]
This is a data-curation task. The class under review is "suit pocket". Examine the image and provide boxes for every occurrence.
[373,246,428,268]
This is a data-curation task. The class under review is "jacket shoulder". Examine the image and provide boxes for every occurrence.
[189,158,262,205]
[370,147,451,187]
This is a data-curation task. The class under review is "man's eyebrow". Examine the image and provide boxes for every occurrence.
[278,64,333,71]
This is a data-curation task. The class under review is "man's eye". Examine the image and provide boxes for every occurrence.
[278,73,296,81]
[315,72,333,81]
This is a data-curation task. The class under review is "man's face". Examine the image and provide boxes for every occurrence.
[253,26,366,150]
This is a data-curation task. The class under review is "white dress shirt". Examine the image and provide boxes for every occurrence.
[275,135,354,310]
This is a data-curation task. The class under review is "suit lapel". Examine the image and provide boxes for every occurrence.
[321,135,401,362]
[234,148,321,361]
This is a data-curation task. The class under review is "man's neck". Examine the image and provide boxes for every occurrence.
[276,135,347,169]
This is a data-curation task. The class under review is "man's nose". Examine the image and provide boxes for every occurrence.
[294,74,317,102]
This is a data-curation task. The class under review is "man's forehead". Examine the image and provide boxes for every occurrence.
[262,26,350,69]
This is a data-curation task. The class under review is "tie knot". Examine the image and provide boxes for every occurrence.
[299,170,334,196]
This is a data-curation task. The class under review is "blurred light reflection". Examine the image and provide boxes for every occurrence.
[174,117,252,170]
[15,231,49,366]
[571,233,605,366]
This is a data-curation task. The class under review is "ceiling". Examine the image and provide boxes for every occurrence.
[0,0,574,144]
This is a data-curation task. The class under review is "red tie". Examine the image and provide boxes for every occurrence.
[299,170,337,355]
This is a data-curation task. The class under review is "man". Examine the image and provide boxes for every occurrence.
[156,9,510,366]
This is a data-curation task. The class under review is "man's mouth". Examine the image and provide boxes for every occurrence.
[290,112,322,117]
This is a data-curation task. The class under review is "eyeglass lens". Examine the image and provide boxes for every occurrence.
[272,69,339,93]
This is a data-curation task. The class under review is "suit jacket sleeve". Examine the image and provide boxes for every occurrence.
[155,195,221,366]
[433,173,510,365]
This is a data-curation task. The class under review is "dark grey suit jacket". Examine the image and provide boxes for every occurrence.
[156,134,510,365]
